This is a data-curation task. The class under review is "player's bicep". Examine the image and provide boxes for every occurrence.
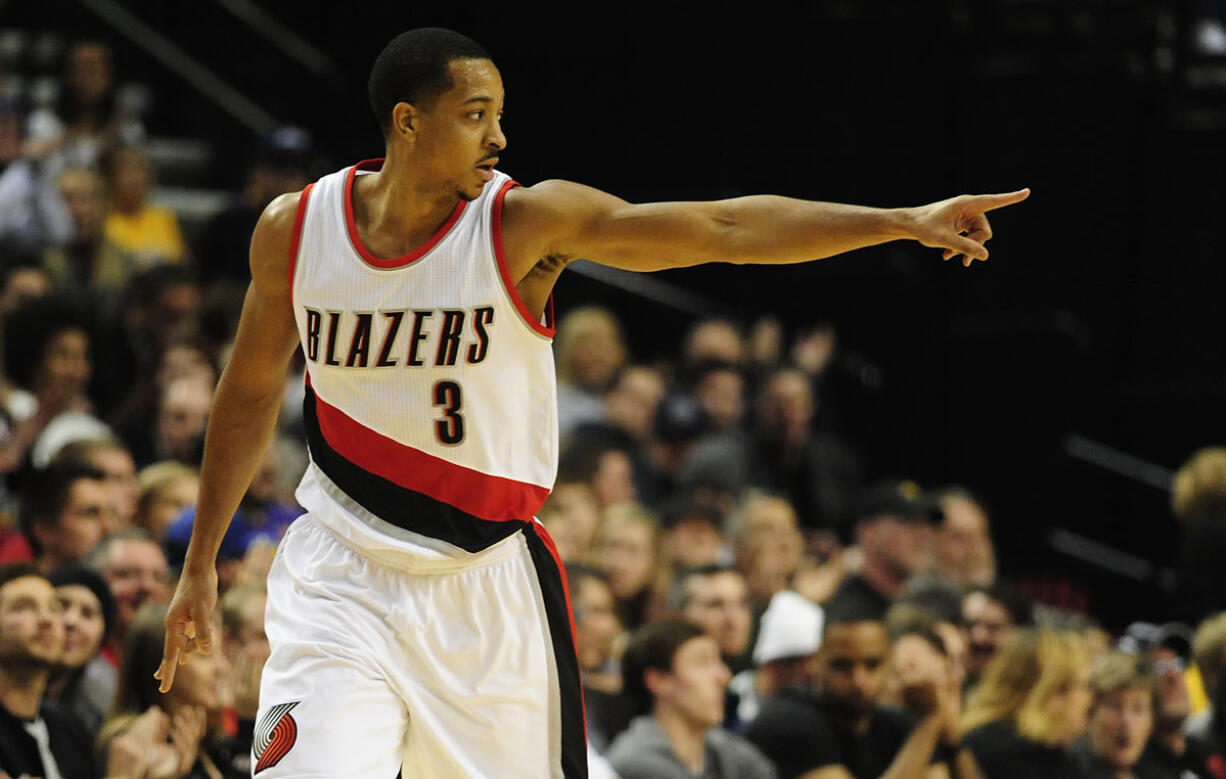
[514,180,733,273]
[222,194,302,393]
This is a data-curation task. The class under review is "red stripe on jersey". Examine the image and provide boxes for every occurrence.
[286,183,315,306]
[492,180,556,338]
[344,158,467,270]
[311,382,550,522]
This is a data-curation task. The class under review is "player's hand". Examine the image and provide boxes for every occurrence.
[154,564,218,693]
[906,189,1030,267]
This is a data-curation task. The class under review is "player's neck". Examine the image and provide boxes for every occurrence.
[353,155,461,259]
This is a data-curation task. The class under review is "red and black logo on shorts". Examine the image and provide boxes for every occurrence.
[254,701,300,774]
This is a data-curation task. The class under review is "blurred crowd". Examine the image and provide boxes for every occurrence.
[4,34,1226,779]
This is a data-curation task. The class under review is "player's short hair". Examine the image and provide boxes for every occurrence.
[368,28,491,139]
[621,619,706,715]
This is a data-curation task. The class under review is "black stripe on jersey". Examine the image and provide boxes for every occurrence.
[524,528,588,779]
[302,385,523,553]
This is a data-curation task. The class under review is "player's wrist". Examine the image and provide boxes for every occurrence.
[880,206,919,242]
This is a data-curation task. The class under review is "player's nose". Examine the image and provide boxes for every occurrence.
[486,120,506,151]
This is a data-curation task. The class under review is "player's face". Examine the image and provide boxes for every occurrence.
[416,58,506,202]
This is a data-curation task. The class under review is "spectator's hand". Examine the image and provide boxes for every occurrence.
[155,565,218,692]
[901,675,943,719]
[105,729,150,779]
[167,705,207,775]
[904,189,1030,267]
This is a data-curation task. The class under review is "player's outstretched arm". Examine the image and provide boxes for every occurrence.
[503,181,1029,276]
[155,192,302,692]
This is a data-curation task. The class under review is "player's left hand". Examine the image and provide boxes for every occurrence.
[907,188,1030,267]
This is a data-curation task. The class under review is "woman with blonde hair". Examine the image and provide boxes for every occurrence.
[962,627,1094,778]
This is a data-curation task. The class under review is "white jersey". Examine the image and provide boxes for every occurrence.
[288,158,558,552]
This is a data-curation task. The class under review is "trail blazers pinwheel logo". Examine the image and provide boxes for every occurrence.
[254,701,300,774]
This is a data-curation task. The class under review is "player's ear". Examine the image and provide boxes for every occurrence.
[392,102,419,140]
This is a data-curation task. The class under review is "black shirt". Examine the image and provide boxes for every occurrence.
[0,699,99,779]
[965,722,1089,779]
[745,686,914,779]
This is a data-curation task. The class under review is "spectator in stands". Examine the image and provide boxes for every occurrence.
[134,461,199,541]
[595,502,663,631]
[963,584,1034,690]
[100,144,186,270]
[608,618,775,778]
[44,564,116,740]
[1075,651,1160,779]
[825,482,940,621]
[681,319,747,373]
[932,486,997,589]
[746,604,975,779]
[566,564,628,753]
[1187,612,1226,744]
[99,601,232,779]
[678,565,754,674]
[660,501,726,572]
[42,166,128,296]
[962,627,1093,778]
[0,98,73,253]
[150,375,212,465]
[555,305,627,435]
[1172,447,1226,623]
[93,265,202,422]
[572,364,668,503]
[558,436,638,513]
[537,479,601,563]
[0,253,50,315]
[730,493,805,613]
[689,360,746,435]
[53,436,139,528]
[1,295,100,471]
[727,589,823,728]
[10,463,110,569]
[24,40,143,175]
[0,563,98,778]
[84,529,169,665]
[198,127,312,287]
[166,444,301,589]
[682,367,862,530]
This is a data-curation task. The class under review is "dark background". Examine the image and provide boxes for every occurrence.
[8,0,1225,628]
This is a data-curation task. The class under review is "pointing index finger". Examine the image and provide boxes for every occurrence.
[972,188,1031,213]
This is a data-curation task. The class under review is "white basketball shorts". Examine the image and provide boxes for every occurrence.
[251,511,586,777]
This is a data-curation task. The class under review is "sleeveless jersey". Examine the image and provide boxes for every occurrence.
[288,159,558,552]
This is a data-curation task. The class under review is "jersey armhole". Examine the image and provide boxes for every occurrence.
[492,180,557,338]
[286,182,316,306]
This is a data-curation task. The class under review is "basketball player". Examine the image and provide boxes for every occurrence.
[155,28,1028,778]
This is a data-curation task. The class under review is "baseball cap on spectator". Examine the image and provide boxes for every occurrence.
[654,393,707,443]
[1119,621,1194,661]
[856,480,943,524]
[752,590,824,665]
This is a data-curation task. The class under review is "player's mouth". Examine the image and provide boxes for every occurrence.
[476,158,498,181]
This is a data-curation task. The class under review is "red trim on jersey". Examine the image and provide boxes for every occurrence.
[492,180,557,338]
[286,183,315,306]
[344,158,468,270]
[310,379,550,521]
[530,519,588,739]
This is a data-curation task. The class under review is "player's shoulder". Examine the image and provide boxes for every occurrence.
[502,179,625,237]
[248,189,308,287]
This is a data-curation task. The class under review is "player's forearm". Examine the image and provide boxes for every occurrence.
[718,195,914,265]
[182,373,283,573]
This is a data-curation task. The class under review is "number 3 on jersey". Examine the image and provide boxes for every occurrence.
[433,380,465,445]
